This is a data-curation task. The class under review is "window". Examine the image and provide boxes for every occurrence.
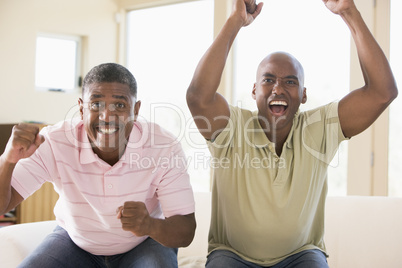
[233,0,350,196]
[35,33,82,93]
[126,0,214,192]
[389,0,402,197]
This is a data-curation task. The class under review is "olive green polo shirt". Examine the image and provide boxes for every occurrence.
[207,102,347,266]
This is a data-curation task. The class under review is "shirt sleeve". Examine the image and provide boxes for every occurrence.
[301,101,349,165]
[207,105,239,154]
[11,128,54,199]
[156,142,195,218]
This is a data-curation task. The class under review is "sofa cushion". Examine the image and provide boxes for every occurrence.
[0,220,58,267]
[178,256,207,267]
[2,194,402,268]
[178,191,210,259]
[324,196,402,267]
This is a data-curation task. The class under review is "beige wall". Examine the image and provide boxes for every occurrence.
[0,0,393,195]
[0,0,119,124]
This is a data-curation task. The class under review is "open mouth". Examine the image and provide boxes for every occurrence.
[269,100,288,116]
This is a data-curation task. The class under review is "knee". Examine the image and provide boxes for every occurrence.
[293,250,328,268]
[126,239,178,268]
[206,250,246,268]
[131,249,178,268]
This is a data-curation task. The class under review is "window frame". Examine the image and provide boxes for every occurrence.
[35,32,82,93]
[119,0,395,196]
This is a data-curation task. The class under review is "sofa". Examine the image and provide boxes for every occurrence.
[1,192,402,268]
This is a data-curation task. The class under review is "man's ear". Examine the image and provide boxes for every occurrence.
[134,100,141,121]
[78,98,84,120]
[252,83,257,100]
[301,87,307,104]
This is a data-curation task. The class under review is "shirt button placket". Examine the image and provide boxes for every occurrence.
[105,171,115,194]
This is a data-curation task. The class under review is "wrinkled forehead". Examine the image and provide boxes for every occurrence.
[83,82,135,101]
[257,53,305,84]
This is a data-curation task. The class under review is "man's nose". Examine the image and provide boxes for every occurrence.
[99,104,116,121]
[272,80,284,95]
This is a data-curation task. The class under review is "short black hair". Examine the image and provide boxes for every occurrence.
[82,63,137,97]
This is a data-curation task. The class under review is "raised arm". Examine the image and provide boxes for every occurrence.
[324,0,398,138]
[186,0,263,140]
[0,124,45,215]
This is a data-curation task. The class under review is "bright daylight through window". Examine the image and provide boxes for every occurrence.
[126,0,214,192]
[35,34,81,93]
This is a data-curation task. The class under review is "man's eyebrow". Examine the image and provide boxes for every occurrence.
[262,73,276,78]
[262,73,299,81]
[88,94,129,101]
[284,75,299,80]
[112,95,129,101]
[89,94,104,100]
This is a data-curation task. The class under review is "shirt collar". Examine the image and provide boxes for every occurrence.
[79,127,97,164]
[118,121,145,164]
[250,110,300,152]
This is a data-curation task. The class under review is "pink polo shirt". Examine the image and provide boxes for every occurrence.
[11,119,195,255]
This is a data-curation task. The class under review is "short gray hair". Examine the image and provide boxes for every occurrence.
[82,63,137,97]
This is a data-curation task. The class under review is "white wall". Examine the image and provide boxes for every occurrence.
[0,0,119,124]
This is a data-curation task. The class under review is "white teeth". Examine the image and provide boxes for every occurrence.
[270,100,288,106]
[98,128,118,134]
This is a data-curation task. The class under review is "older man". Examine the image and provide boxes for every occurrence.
[0,63,196,268]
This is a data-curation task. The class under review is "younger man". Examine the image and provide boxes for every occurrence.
[187,0,397,267]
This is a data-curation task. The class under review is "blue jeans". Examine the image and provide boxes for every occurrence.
[206,249,328,268]
[18,226,178,268]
